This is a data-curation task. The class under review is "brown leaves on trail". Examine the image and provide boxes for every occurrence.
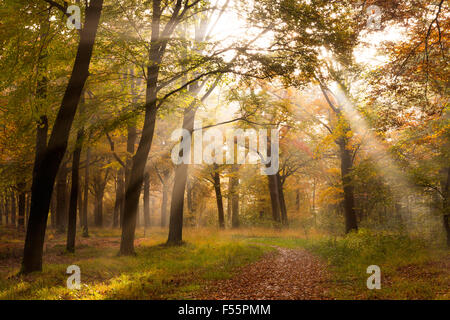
[197,247,332,300]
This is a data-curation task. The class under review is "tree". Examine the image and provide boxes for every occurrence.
[22,0,104,273]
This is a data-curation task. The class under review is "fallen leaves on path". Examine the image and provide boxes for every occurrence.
[197,247,332,300]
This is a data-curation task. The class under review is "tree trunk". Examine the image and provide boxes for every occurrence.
[21,0,103,273]
[78,178,83,227]
[17,184,26,231]
[0,195,3,225]
[231,165,240,228]
[339,140,358,233]
[94,192,103,227]
[227,183,231,224]
[267,174,281,223]
[161,181,168,227]
[67,130,83,253]
[10,192,16,227]
[56,164,68,233]
[113,168,123,228]
[187,179,194,214]
[213,169,225,229]
[167,162,189,244]
[441,167,450,247]
[93,170,107,228]
[5,195,9,225]
[277,173,288,225]
[167,105,197,245]
[50,191,56,229]
[82,147,90,237]
[143,172,150,228]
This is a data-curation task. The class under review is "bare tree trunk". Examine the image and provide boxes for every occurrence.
[67,130,83,252]
[277,173,288,225]
[161,181,168,227]
[10,192,16,227]
[227,181,231,224]
[93,170,108,228]
[113,168,123,228]
[82,147,90,237]
[17,184,26,231]
[339,141,358,233]
[267,174,281,223]
[5,195,9,225]
[56,164,68,233]
[78,178,83,227]
[143,172,150,228]
[0,195,3,225]
[213,168,225,229]
[231,165,240,228]
[50,191,56,229]
[441,167,450,247]
[167,106,196,245]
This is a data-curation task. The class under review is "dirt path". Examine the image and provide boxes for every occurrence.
[197,247,332,300]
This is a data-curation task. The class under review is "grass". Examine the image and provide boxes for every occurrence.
[237,228,450,300]
[306,229,450,300]
[0,226,448,300]
[0,227,270,300]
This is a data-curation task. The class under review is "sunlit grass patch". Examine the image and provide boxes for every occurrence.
[306,229,450,299]
[0,228,269,300]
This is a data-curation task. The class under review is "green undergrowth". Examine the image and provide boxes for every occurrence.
[0,229,269,300]
[238,228,449,299]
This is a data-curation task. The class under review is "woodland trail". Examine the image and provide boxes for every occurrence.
[197,247,332,300]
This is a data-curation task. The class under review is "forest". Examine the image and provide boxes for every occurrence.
[0,0,448,301]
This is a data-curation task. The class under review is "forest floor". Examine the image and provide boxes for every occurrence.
[0,226,448,300]
[196,246,331,299]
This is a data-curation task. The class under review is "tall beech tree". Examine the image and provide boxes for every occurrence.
[119,0,205,255]
[22,0,104,273]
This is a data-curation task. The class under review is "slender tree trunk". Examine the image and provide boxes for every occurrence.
[277,173,288,225]
[186,180,193,214]
[213,169,225,229]
[339,141,358,233]
[267,174,281,223]
[227,182,231,224]
[82,147,90,237]
[143,172,150,228]
[10,192,16,227]
[94,192,104,227]
[50,191,56,229]
[78,178,83,227]
[441,167,450,247]
[167,163,188,244]
[0,195,3,225]
[167,106,196,245]
[26,192,31,228]
[120,102,157,254]
[17,184,26,231]
[93,170,107,228]
[22,0,103,274]
[113,168,123,228]
[67,130,83,253]
[161,182,168,227]
[231,165,240,228]
[5,195,9,225]
[56,164,68,233]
